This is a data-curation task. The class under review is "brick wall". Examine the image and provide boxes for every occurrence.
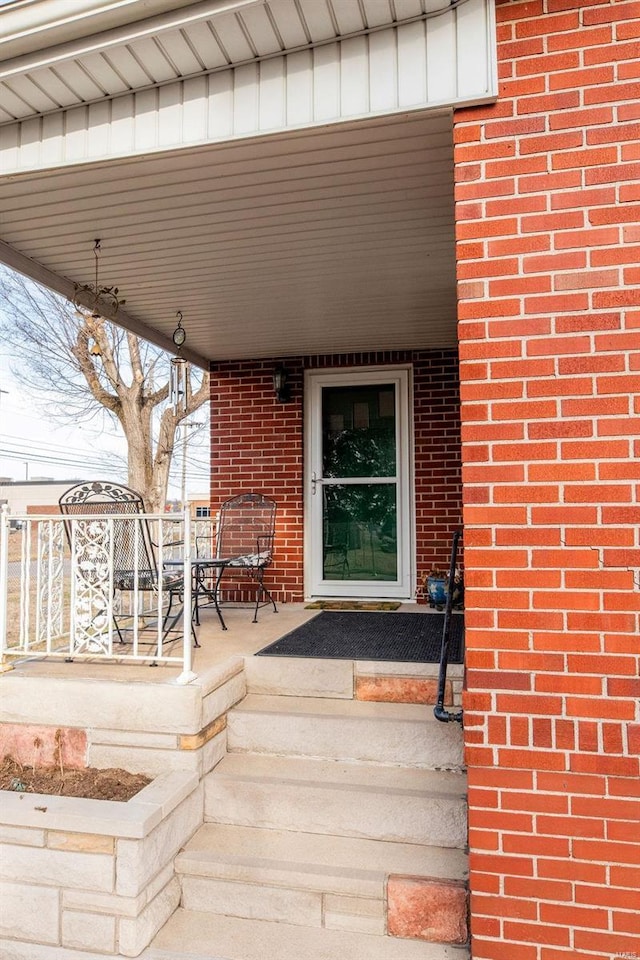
[209,351,461,602]
[454,1,640,957]
[209,357,305,603]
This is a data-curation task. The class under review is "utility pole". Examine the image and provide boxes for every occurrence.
[180,421,203,512]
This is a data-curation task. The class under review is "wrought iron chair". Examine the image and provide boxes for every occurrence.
[59,481,188,645]
[323,515,350,579]
[195,492,277,629]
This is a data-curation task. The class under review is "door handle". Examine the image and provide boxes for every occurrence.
[311,471,319,495]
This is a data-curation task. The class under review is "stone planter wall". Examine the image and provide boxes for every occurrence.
[0,660,247,778]
[0,771,202,957]
[0,659,248,957]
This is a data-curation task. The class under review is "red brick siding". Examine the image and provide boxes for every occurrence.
[209,358,304,604]
[455,2,640,958]
[209,351,461,602]
[413,352,464,586]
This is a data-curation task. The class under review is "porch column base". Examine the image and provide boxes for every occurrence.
[175,669,198,685]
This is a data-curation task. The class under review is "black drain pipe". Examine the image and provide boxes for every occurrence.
[434,528,464,724]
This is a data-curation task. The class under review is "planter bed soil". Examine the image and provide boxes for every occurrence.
[0,755,151,801]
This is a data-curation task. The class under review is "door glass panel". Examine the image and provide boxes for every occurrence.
[323,484,397,581]
[322,385,396,478]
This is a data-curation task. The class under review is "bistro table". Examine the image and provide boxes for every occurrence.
[164,557,233,632]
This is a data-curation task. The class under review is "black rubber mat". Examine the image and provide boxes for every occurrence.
[256,611,464,663]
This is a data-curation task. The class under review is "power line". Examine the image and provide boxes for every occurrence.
[0,444,117,462]
[0,436,123,460]
[0,448,121,473]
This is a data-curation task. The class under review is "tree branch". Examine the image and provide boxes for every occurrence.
[0,268,210,510]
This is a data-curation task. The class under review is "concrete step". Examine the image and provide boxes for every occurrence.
[143,909,470,960]
[176,822,468,932]
[227,694,464,769]
[244,654,464,700]
[204,754,467,847]
[245,655,357,699]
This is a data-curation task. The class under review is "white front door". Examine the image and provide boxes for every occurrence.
[305,368,413,600]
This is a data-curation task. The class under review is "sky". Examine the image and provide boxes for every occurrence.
[0,266,210,500]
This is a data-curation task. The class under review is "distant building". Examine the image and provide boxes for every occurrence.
[191,494,211,519]
[0,479,85,518]
[165,494,211,518]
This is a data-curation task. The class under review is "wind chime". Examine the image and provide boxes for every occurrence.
[170,311,188,416]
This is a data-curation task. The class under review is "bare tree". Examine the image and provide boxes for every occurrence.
[0,268,209,512]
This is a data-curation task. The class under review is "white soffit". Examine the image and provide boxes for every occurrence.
[0,0,496,162]
[0,111,458,363]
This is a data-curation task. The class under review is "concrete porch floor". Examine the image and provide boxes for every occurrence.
[2,602,451,688]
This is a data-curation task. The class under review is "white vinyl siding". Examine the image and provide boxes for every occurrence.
[0,0,496,175]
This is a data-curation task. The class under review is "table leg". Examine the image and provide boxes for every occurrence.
[211,564,228,630]
[194,563,228,631]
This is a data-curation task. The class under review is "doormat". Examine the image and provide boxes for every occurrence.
[256,611,464,663]
[304,601,402,611]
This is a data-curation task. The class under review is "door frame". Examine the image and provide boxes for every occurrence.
[303,365,415,600]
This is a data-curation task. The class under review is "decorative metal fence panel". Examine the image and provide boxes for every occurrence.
[0,507,196,683]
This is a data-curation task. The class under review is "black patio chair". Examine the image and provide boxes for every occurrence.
[58,481,189,645]
[323,515,350,579]
[195,492,277,628]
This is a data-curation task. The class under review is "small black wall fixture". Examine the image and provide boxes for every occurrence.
[272,365,291,402]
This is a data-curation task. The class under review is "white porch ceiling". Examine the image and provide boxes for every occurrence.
[0,110,457,365]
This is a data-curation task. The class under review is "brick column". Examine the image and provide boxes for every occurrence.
[454,1,640,956]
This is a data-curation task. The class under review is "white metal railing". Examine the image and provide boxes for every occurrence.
[0,506,214,684]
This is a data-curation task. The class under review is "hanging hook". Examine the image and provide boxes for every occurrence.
[73,239,124,319]
[93,239,101,290]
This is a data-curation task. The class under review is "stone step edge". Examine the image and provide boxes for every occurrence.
[245,656,465,678]
[203,776,468,850]
[225,695,465,771]
[142,908,471,960]
[175,823,469,887]
[244,655,464,706]
[175,825,469,939]
[208,752,468,790]
[231,692,455,721]
[209,768,468,798]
